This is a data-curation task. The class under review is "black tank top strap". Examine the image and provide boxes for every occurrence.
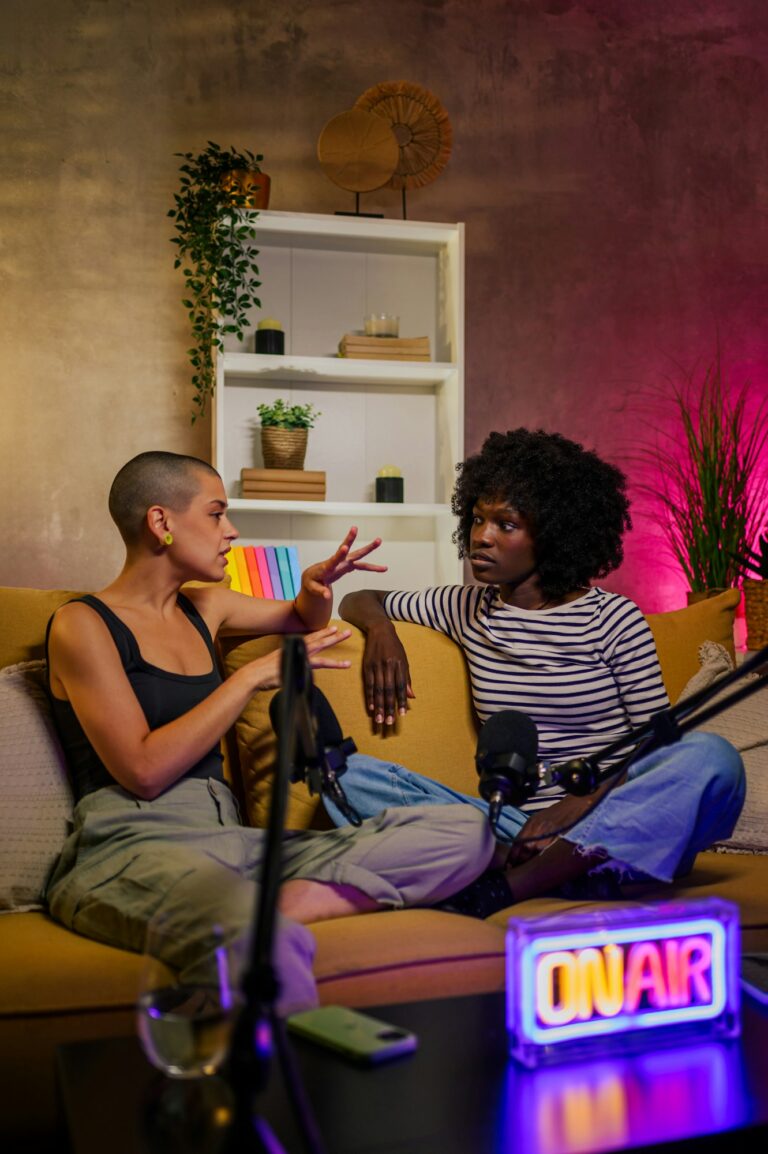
[68,594,143,670]
[175,591,218,662]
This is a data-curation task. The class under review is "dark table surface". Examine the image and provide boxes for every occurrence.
[57,990,768,1154]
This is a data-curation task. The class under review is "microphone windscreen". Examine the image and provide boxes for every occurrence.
[476,710,538,769]
[310,685,344,748]
[269,685,344,748]
[268,689,281,733]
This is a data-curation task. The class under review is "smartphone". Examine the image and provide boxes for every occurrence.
[287,1005,418,1064]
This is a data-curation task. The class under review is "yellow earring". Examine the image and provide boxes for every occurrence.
[163,532,174,546]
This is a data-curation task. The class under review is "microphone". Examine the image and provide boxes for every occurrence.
[269,685,362,826]
[475,710,539,830]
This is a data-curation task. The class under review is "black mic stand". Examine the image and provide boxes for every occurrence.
[223,636,326,1154]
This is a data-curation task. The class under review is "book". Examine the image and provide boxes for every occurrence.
[276,547,294,598]
[233,547,252,596]
[224,550,241,592]
[242,491,326,500]
[265,546,284,599]
[244,546,264,597]
[241,468,326,483]
[339,334,430,352]
[254,546,274,598]
[288,546,302,597]
[242,490,326,502]
[241,480,326,493]
[338,351,430,361]
[339,336,431,361]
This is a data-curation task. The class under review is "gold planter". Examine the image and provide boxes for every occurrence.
[743,578,768,650]
[220,169,271,209]
[260,427,308,470]
[686,588,726,606]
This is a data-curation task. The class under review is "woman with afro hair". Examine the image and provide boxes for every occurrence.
[325,429,745,912]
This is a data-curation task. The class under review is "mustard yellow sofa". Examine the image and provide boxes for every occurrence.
[2,584,767,1148]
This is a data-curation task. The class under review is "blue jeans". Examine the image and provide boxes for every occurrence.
[323,732,746,883]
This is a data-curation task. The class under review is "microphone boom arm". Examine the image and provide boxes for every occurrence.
[549,643,768,797]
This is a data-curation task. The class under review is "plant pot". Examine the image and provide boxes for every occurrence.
[261,427,307,470]
[221,169,271,209]
[743,578,768,649]
[686,588,727,606]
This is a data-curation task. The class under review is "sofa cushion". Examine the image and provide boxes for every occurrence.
[0,661,73,912]
[5,852,768,1019]
[0,912,145,1016]
[0,587,81,668]
[221,622,478,828]
[645,588,739,703]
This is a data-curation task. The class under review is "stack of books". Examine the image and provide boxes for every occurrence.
[338,334,431,361]
[224,544,302,599]
[241,468,326,501]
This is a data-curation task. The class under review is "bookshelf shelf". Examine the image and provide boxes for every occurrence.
[222,352,455,388]
[214,210,465,592]
[228,499,452,517]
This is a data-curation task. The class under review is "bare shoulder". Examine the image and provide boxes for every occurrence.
[48,599,120,662]
[181,581,233,630]
[49,598,105,640]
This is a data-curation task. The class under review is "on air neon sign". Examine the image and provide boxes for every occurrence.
[506,899,740,1067]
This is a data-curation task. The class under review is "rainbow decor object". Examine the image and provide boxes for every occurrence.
[505,899,740,1068]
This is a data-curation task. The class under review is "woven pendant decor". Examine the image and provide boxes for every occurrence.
[317,109,399,192]
[354,81,452,190]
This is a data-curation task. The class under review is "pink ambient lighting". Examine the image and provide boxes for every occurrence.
[506,899,740,1067]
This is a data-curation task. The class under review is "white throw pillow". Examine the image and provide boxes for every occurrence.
[678,642,768,853]
[0,660,73,911]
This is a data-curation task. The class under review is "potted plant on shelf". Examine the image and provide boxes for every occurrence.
[168,141,266,422]
[257,399,320,470]
[636,346,768,602]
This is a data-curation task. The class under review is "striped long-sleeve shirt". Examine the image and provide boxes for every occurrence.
[383,584,669,812]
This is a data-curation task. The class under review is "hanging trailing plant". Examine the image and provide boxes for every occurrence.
[168,141,264,421]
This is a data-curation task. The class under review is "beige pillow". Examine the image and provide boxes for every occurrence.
[0,661,73,912]
[678,642,768,853]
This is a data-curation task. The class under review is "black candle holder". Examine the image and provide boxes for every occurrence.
[376,476,404,503]
[255,328,284,355]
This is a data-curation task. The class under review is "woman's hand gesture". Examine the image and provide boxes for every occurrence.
[247,625,354,692]
[301,527,387,601]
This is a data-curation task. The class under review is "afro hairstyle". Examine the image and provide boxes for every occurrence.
[451,429,631,599]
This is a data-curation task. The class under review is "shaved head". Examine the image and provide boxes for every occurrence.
[108,451,220,544]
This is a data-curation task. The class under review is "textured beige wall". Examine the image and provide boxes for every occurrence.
[3,0,768,607]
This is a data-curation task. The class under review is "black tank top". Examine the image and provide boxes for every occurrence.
[46,593,225,800]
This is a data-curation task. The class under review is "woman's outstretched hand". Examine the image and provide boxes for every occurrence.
[301,527,387,600]
[248,625,353,691]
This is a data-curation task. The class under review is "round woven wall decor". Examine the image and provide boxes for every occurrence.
[317,109,399,192]
[354,81,452,190]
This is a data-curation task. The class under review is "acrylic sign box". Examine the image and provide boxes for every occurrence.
[506,898,741,1068]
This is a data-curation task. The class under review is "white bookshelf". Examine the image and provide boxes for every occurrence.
[213,210,464,593]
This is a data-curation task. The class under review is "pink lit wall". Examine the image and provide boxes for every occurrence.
[3,0,768,610]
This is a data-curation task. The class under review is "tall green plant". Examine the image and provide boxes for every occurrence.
[168,141,263,422]
[638,349,768,592]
